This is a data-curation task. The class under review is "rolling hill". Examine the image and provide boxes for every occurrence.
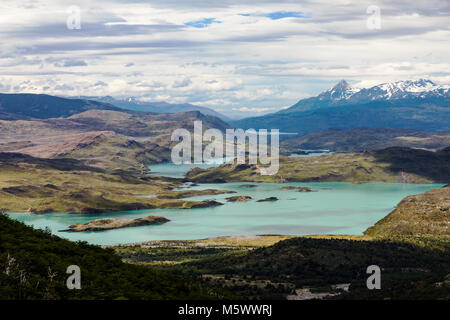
[0,106,230,172]
[0,213,217,299]
[186,146,450,184]
[281,128,450,153]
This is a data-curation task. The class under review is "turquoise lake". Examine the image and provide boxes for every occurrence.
[6,161,444,245]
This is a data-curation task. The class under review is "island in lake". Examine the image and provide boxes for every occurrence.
[60,215,170,232]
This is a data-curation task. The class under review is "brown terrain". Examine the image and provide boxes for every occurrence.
[0,109,229,173]
[61,215,170,232]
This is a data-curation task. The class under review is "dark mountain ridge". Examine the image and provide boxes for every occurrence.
[74,95,231,121]
[281,128,450,153]
[0,93,122,120]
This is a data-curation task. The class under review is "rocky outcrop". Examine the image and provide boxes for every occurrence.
[281,186,313,192]
[257,197,279,202]
[60,215,170,232]
[226,196,252,202]
[191,200,224,208]
[157,189,235,199]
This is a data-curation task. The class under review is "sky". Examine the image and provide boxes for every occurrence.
[0,0,449,118]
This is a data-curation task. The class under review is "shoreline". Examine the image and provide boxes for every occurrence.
[105,234,370,249]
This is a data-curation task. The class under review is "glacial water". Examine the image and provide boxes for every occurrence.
[289,151,334,157]
[148,157,232,179]
[6,162,444,245]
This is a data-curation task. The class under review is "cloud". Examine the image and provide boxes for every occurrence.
[0,83,11,91]
[61,59,88,67]
[0,0,448,117]
[232,107,278,112]
[54,84,75,91]
[136,81,165,89]
[94,81,107,87]
[172,78,192,88]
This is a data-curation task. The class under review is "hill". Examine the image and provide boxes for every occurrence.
[120,233,450,299]
[0,109,229,172]
[0,93,122,120]
[78,96,231,121]
[178,236,450,299]
[281,128,450,153]
[186,147,450,184]
[0,153,226,214]
[365,185,450,245]
[0,213,217,299]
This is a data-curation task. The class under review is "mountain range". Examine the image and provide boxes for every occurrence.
[233,79,450,134]
[0,93,121,120]
[0,93,230,122]
[73,96,231,121]
[1,78,449,137]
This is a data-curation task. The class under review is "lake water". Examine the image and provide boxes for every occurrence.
[289,151,334,157]
[6,161,443,245]
[148,157,233,179]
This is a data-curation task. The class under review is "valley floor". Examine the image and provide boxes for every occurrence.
[111,185,450,300]
[0,147,449,300]
[111,233,450,300]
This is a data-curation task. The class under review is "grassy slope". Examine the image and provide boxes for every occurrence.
[0,153,226,214]
[365,185,450,246]
[186,147,450,184]
[61,134,171,174]
[0,213,223,300]
[186,154,397,183]
[0,109,230,174]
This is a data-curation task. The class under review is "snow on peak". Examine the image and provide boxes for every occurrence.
[320,80,360,100]
[377,79,437,94]
[321,79,447,102]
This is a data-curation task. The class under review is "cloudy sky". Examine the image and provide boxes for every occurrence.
[0,0,449,117]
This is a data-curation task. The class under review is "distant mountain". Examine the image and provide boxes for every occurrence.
[281,128,450,153]
[233,79,450,134]
[78,96,231,122]
[0,93,122,120]
[283,79,449,113]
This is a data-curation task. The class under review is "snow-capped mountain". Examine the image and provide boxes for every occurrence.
[321,79,449,101]
[233,78,449,135]
[349,79,449,102]
[317,80,359,101]
[284,79,449,113]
